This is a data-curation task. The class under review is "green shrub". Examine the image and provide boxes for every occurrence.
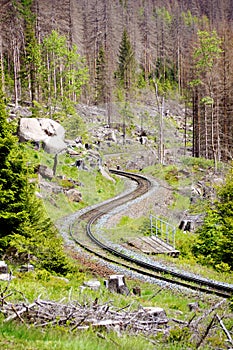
[168,326,191,344]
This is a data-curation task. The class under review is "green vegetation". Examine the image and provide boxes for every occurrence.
[116,29,136,100]
[193,166,233,271]
[61,114,88,141]
[0,3,233,348]
[21,143,125,223]
[0,270,232,350]
[0,91,73,274]
[0,325,155,350]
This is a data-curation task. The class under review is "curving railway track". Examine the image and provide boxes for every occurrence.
[70,169,233,299]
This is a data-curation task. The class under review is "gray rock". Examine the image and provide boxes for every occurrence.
[83,280,101,290]
[18,118,67,154]
[38,165,54,179]
[0,261,8,274]
[0,273,14,281]
[106,130,117,142]
[65,189,82,202]
[143,307,167,319]
[39,181,63,194]
[19,264,35,272]
[139,136,148,145]
[99,166,115,182]
[43,135,67,154]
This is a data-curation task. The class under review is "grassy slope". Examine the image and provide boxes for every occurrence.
[1,268,231,350]
[1,112,232,349]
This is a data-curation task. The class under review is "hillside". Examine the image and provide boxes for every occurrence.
[0,2,233,349]
[1,0,233,161]
[1,99,233,349]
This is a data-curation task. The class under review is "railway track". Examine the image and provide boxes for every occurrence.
[70,169,233,299]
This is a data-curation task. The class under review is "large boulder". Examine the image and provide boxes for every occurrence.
[43,135,67,154]
[18,118,67,154]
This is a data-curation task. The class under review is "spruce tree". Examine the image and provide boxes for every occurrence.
[116,29,136,98]
[0,88,72,274]
[0,90,30,239]
[193,167,233,271]
[96,46,107,104]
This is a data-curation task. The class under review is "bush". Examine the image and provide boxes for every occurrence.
[192,166,233,271]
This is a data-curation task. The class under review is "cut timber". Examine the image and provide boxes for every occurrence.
[128,236,179,257]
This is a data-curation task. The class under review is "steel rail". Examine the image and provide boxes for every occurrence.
[70,169,233,298]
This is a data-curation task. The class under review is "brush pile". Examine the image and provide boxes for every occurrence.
[1,296,169,336]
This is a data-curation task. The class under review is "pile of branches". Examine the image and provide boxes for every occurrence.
[1,296,169,336]
[0,287,233,348]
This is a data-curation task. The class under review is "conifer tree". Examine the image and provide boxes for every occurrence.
[95,46,107,104]
[116,29,136,98]
[193,167,233,271]
[0,89,30,239]
[0,87,72,274]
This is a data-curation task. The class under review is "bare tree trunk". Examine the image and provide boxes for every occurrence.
[13,39,19,108]
[0,36,5,92]
[52,51,57,103]
[203,104,208,158]
[59,62,63,99]
[46,52,52,117]
[153,78,164,164]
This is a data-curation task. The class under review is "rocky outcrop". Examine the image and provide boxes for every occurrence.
[18,118,67,154]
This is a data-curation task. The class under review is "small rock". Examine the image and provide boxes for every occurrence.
[19,264,35,272]
[0,274,14,281]
[65,189,82,202]
[0,261,8,274]
[38,165,54,179]
[83,280,101,290]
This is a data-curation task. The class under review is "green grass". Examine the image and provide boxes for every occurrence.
[23,144,125,222]
[96,214,233,285]
[18,142,233,349]
[100,216,148,243]
[0,322,160,350]
[0,270,231,350]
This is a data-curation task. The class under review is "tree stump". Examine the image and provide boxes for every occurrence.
[104,275,129,295]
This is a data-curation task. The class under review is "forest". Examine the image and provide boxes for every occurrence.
[0,0,233,162]
[0,0,233,270]
[0,3,233,348]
